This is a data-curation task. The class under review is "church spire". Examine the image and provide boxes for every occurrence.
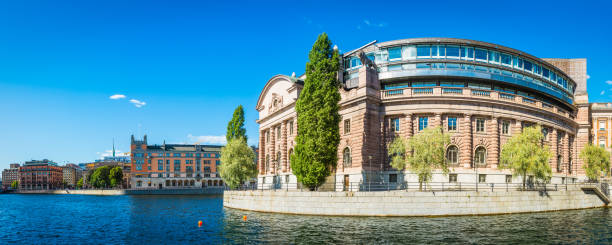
[112,138,116,157]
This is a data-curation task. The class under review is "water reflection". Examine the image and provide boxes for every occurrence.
[223,207,612,244]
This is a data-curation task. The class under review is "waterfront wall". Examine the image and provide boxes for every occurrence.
[224,185,608,216]
[16,188,224,196]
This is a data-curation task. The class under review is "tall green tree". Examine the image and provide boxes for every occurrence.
[77,178,84,189]
[500,125,552,189]
[388,126,450,190]
[11,180,18,189]
[226,105,247,142]
[109,166,124,188]
[580,144,611,181]
[291,33,341,189]
[219,137,258,188]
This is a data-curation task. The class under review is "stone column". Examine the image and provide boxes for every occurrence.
[491,117,500,169]
[550,128,558,172]
[281,121,288,173]
[562,131,569,174]
[270,126,276,175]
[259,130,266,174]
[436,113,443,128]
[462,114,472,168]
[404,113,413,138]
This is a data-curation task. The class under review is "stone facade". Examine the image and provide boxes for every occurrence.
[256,38,598,190]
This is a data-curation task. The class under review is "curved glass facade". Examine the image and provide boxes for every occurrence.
[343,41,576,106]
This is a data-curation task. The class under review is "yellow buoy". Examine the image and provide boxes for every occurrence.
[243,215,247,221]
[198,220,203,227]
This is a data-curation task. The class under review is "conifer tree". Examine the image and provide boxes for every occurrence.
[291,33,341,188]
[226,105,247,142]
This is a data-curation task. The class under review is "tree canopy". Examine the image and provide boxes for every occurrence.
[226,105,247,142]
[11,180,18,189]
[291,33,341,189]
[219,137,258,188]
[90,166,111,188]
[499,125,552,189]
[388,126,450,190]
[580,144,611,181]
[77,178,84,189]
[109,166,123,188]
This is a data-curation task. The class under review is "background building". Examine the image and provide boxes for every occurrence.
[2,163,20,189]
[256,37,595,190]
[130,135,224,189]
[61,163,83,188]
[19,159,63,190]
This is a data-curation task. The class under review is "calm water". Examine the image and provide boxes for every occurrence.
[1,194,612,244]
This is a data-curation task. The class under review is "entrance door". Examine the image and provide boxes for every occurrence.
[343,175,349,191]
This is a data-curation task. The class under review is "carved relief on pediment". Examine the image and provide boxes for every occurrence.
[268,93,284,114]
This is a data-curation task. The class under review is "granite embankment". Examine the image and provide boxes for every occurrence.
[224,184,609,216]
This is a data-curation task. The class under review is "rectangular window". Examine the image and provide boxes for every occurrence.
[476,118,485,132]
[402,46,417,60]
[600,139,606,148]
[388,47,402,61]
[166,153,170,157]
[446,46,459,58]
[461,47,474,60]
[436,45,445,57]
[475,49,487,61]
[411,81,436,87]
[173,153,181,157]
[501,53,511,66]
[390,118,400,132]
[488,51,499,63]
[542,67,550,79]
[289,121,294,135]
[449,174,457,183]
[344,119,351,134]
[440,81,464,87]
[419,117,428,131]
[523,60,533,72]
[505,175,512,183]
[416,45,430,58]
[599,120,606,131]
[276,126,281,140]
[502,121,510,135]
[389,174,397,183]
[158,160,163,171]
[479,174,486,183]
[448,117,457,131]
[174,160,181,171]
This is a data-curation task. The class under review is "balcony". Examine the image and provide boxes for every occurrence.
[380,86,575,120]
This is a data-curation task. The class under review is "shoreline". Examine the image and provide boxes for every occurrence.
[12,188,224,196]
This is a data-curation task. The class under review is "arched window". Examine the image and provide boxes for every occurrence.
[474,146,487,167]
[557,155,562,173]
[343,147,352,167]
[446,145,459,166]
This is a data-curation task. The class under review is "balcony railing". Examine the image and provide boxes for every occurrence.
[380,86,575,120]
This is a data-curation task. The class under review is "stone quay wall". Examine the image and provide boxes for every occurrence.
[224,185,607,216]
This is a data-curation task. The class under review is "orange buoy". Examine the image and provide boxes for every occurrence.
[198,220,203,227]
[243,215,247,221]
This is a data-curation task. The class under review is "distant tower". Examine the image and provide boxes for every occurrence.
[112,138,116,157]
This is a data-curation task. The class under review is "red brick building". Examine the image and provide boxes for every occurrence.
[130,135,224,189]
[19,159,63,190]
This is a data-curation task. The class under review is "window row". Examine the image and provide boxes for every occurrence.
[388,117,513,135]
[373,62,571,97]
[445,145,487,167]
[344,44,574,93]
[264,120,295,143]
[138,152,219,158]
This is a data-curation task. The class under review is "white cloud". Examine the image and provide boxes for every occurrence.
[187,134,226,145]
[96,149,126,159]
[606,80,612,85]
[601,90,606,95]
[129,99,146,108]
[109,94,126,100]
[362,20,387,28]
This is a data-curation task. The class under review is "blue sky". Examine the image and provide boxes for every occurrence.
[0,0,611,169]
